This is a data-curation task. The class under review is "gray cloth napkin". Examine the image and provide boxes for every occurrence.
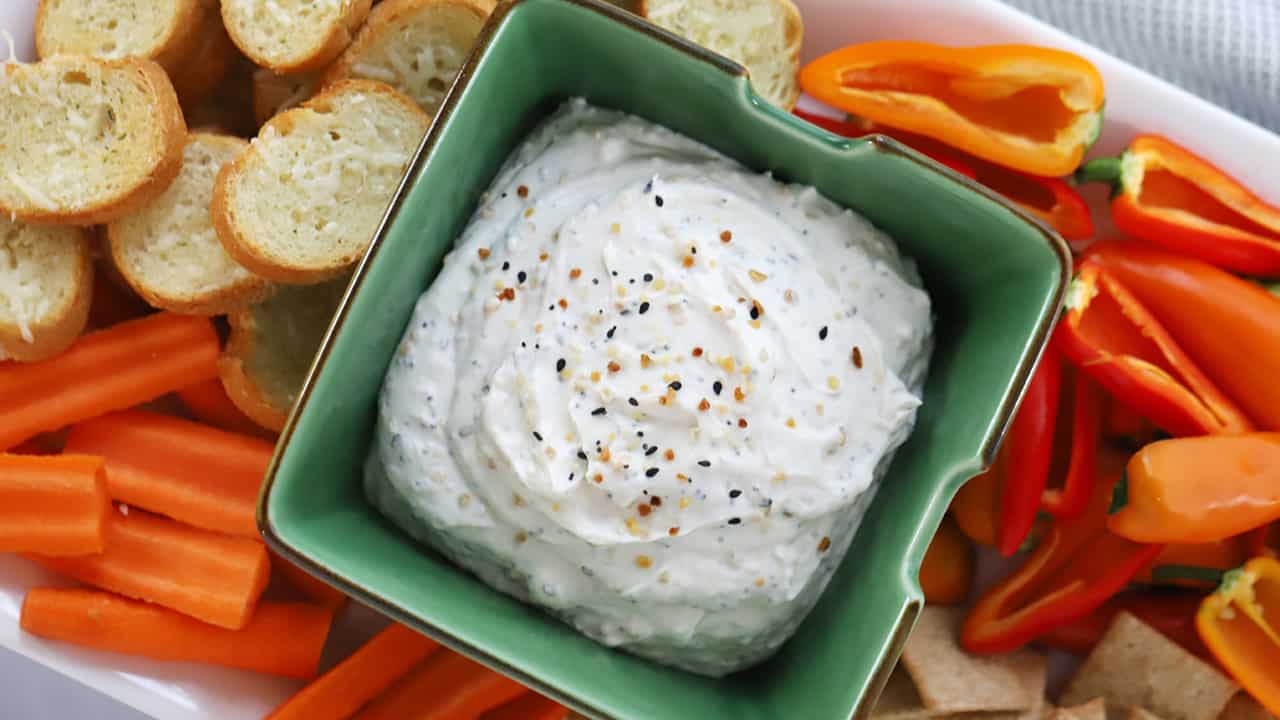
[1005,0,1280,133]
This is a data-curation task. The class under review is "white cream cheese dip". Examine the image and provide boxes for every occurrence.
[366,99,933,676]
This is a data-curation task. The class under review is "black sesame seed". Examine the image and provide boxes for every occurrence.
[729,489,742,498]
[532,431,543,441]
[655,196,664,207]
[645,446,658,456]
[643,273,654,282]
[556,358,566,372]
[645,467,660,477]
[611,271,618,277]
[819,326,828,340]
[728,517,741,525]
[668,381,682,391]
[713,381,723,395]
[501,261,510,271]
[591,408,607,416]
[578,451,588,460]
[628,397,639,406]
[639,302,650,314]
[517,271,527,283]
[749,305,760,320]
[698,460,711,467]
[606,326,616,339]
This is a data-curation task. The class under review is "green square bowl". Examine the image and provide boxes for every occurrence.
[259,1,1070,717]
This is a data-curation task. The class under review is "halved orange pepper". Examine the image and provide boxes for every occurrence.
[1056,260,1254,437]
[919,515,975,605]
[1197,557,1280,714]
[1085,241,1280,432]
[1077,135,1280,275]
[799,42,1105,177]
[1110,434,1280,544]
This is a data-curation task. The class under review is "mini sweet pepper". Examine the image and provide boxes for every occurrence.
[799,41,1105,176]
[1056,259,1254,437]
[1076,135,1280,275]
[1197,558,1280,714]
[1110,434,1280,544]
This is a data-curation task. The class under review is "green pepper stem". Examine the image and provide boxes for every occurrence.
[1074,157,1124,187]
[1108,472,1129,514]
[1150,564,1228,585]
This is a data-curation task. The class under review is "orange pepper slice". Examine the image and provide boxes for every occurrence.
[1198,558,1280,713]
[799,42,1104,177]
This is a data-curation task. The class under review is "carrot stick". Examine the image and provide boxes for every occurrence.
[0,313,220,450]
[63,410,272,538]
[355,651,529,720]
[28,508,271,629]
[21,588,332,679]
[267,622,440,720]
[0,454,110,556]
[481,693,570,720]
[272,551,349,610]
[177,379,278,440]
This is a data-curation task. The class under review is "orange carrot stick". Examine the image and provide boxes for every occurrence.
[0,313,220,450]
[177,379,278,440]
[355,651,529,720]
[272,551,349,610]
[0,454,110,556]
[268,622,440,720]
[481,693,570,720]
[21,588,332,679]
[28,508,271,629]
[63,410,272,538]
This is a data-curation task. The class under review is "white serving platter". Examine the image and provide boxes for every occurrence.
[1,0,1277,717]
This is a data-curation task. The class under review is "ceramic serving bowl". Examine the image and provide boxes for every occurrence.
[258,0,1069,717]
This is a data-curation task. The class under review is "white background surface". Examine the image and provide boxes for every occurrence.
[3,0,1279,718]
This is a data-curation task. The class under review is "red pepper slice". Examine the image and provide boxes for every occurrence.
[1076,135,1280,275]
[1038,589,1208,658]
[997,340,1062,556]
[961,474,1164,654]
[793,110,1094,240]
[1056,260,1254,437]
[1039,367,1101,519]
[792,109,978,179]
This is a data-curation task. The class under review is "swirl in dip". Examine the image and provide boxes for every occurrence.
[366,99,933,676]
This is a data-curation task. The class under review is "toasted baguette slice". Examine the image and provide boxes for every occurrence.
[0,56,186,226]
[640,0,803,109]
[221,0,373,73]
[212,80,430,284]
[0,218,94,362]
[107,133,272,315]
[251,69,319,127]
[219,274,350,431]
[35,0,229,106]
[322,0,493,114]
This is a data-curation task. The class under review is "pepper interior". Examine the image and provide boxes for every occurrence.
[840,64,1079,142]
[1136,166,1280,240]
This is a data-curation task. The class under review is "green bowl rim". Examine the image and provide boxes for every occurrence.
[256,1,1072,717]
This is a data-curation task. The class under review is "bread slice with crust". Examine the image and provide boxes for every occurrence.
[107,133,272,315]
[35,0,232,106]
[0,56,186,226]
[639,0,803,109]
[0,218,94,362]
[221,0,373,74]
[322,0,494,114]
[212,79,430,284]
[219,273,350,431]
